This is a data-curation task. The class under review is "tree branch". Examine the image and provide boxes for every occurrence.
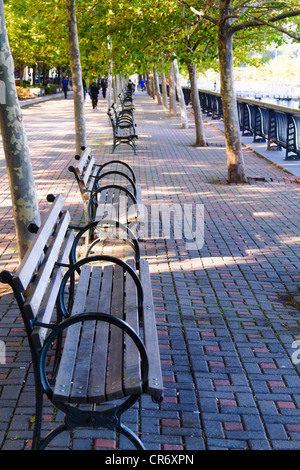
[230,9,300,34]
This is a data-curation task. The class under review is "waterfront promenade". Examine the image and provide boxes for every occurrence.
[0,90,300,450]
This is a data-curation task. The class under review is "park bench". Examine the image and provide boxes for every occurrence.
[107,106,138,154]
[118,87,134,111]
[0,194,163,450]
[111,102,137,128]
[68,146,144,230]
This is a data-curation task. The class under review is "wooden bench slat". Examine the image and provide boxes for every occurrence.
[70,266,102,403]
[124,260,142,396]
[118,191,130,225]
[13,194,65,292]
[53,265,91,403]
[82,155,95,187]
[106,264,124,401]
[112,188,120,223]
[23,211,71,321]
[87,166,99,193]
[32,229,75,348]
[77,146,91,174]
[139,260,163,400]
[136,184,144,222]
[95,188,115,221]
[88,264,113,403]
[126,184,143,222]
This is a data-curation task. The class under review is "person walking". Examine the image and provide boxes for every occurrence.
[100,77,107,99]
[140,78,145,91]
[62,76,69,99]
[90,82,99,109]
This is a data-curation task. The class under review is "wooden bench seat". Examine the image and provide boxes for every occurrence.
[52,258,159,404]
[0,194,163,450]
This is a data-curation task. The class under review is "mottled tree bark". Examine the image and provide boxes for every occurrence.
[107,37,113,111]
[19,63,25,88]
[66,0,86,154]
[160,72,168,110]
[0,0,40,260]
[172,59,188,128]
[187,62,206,146]
[147,70,155,99]
[168,66,177,117]
[153,67,163,105]
[218,1,246,183]
[113,75,118,102]
[107,72,112,109]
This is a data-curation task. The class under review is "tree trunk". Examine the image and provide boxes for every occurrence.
[107,72,112,109]
[113,75,118,102]
[107,37,113,110]
[153,67,163,105]
[172,59,188,128]
[32,64,36,85]
[57,66,61,86]
[218,1,246,183]
[187,62,206,146]
[160,72,168,110]
[19,63,25,88]
[42,64,48,85]
[0,0,40,260]
[147,70,155,99]
[168,66,177,117]
[66,0,86,154]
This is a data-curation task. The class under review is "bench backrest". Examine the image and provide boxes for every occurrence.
[1,195,74,349]
[69,148,138,206]
[69,146,96,192]
[111,103,119,118]
[107,109,117,129]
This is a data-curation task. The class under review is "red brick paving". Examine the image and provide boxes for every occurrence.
[0,91,300,450]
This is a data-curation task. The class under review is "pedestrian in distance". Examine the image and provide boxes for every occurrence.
[128,79,135,93]
[140,79,145,91]
[62,76,69,99]
[100,77,107,99]
[90,82,99,109]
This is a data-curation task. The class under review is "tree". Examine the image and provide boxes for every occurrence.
[178,0,300,183]
[173,58,189,128]
[0,0,40,260]
[173,4,219,146]
[187,61,206,145]
[66,0,86,153]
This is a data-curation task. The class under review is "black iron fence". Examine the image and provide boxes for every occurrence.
[178,86,300,161]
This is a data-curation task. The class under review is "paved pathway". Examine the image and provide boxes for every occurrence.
[0,90,300,450]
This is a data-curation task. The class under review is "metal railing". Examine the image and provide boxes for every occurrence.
[180,87,300,160]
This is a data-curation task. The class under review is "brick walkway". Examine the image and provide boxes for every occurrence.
[0,91,300,450]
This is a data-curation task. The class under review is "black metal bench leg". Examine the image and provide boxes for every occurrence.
[117,423,146,450]
[32,355,44,450]
[127,140,137,154]
[32,396,43,450]
[112,139,119,153]
[37,423,68,450]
